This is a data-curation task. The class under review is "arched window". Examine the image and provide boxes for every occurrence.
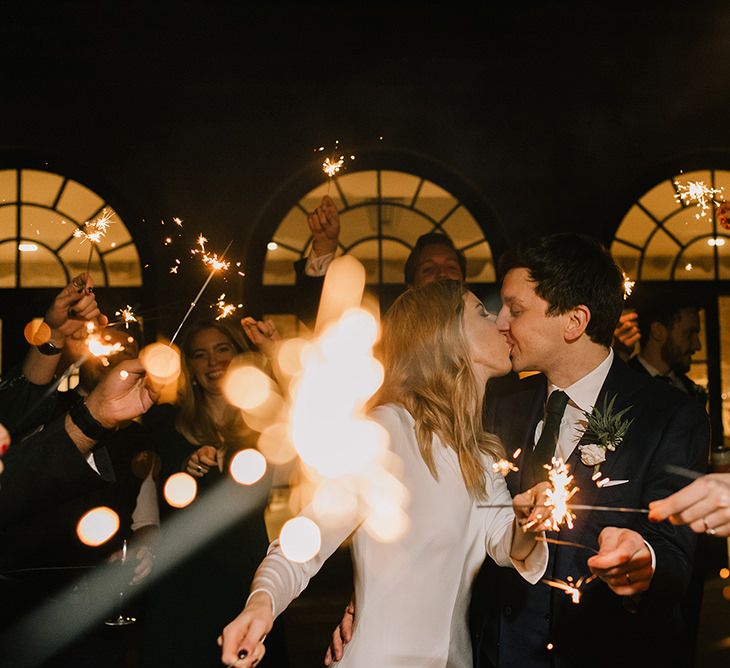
[610,167,730,445]
[611,169,730,282]
[0,168,142,288]
[262,169,495,287]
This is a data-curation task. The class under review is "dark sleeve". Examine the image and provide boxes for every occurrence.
[0,414,115,527]
[636,399,710,613]
[0,368,58,438]
[294,257,324,329]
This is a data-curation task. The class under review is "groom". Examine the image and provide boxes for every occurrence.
[473,234,709,668]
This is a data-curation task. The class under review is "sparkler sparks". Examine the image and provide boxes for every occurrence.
[212,293,243,320]
[322,156,345,178]
[73,209,114,245]
[622,272,635,300]
[492,449,522,476]
[542,574,597,604]
[673,178,725,220]
[542,457,579,530]
[86,333,125,366]
[115,305,137,329]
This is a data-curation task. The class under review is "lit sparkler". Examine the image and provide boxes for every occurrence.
[73,209,114,276]
[492,448,522,476]
[673,178,725,220]
[622,272,635,300]
[542,573,597,604]
[114,305,137,329]
[212,293,243,320]
[86,333,125,367]
[322,156,345,178]
[542,457,579,530]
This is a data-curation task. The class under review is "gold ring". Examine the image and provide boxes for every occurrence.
[625,572,631,584]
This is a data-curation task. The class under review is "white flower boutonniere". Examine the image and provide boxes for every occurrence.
[579,394,633,474]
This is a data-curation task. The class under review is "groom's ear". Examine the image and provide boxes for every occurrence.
[564,305,590,342]
[649,321,668,344]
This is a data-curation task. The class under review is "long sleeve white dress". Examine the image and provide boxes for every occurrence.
[251,403,548,668]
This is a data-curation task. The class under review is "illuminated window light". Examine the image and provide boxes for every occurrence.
[267,241,279,251]
[708,238,726,247]
[18,243,38,252]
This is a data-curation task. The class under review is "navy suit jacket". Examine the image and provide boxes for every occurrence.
[474,356,710,668]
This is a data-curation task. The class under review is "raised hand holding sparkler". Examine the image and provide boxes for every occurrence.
[307,195,340,257]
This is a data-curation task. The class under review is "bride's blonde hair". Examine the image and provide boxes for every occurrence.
[374,280,504,501]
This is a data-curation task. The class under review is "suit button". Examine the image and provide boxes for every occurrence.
[544,614,550,621]
[504,606,512,616]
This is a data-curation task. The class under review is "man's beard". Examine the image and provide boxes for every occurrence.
[661,338,691,374]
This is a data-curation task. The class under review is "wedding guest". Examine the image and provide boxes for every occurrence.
[219,280,549,668]
[649,473,730,537]
[142,318,288,668]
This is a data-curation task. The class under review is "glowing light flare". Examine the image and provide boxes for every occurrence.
[230,449,267,485]
[492,459,519,476]
[24,318,51,346]
[212,293,242,320]
[363,505,409,543]
[164,472,198,508]
[257,423,297,465]
[139,343,182,384]
[622,272,635,300]
[119,370,129,380]
[276,338,309,377]
[87,333,125,365]
[73,209,114,245]
[279,517,321,563]
[312,480,359,527]
[223,365,273,411]
[202,253,230,272]
[322,156,345,178]
[543,457,579,531]
[115,305,137,328]
[720,568,730,580]
[315,255,367,334]
[673,179,725,220]
[77,506,120,546]
[542,574,596,604]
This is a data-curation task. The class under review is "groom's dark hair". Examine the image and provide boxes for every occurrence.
[498,233,624,347]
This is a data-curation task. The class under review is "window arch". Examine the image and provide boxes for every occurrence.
[0,168,142,288]
[262,169,495,287]
[611,169,730,281]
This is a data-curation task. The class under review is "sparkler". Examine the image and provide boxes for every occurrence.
[673,178,725,220]
[543,457,579,530]
[114,305,137,329]
[73,209,113,277]
[622,272,635,300]
[542,573,597,604]
[211,293,243,320]
[492,448,522,476]
[170,240,232,346]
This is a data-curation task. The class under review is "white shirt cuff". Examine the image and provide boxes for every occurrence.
[85,451,100,475]
[304,252,334,277]
[643,539,657,573]
[247,588,277,617]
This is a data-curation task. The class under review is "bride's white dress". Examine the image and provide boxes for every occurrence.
[252,403,548,667]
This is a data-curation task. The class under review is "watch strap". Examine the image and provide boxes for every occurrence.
[69,400,112,441]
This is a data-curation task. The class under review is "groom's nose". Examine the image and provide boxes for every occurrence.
[495,306,509,333]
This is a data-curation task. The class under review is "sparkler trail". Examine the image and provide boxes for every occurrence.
[170,240,232,346]
[535,535,598,553]
[664,464,703,481]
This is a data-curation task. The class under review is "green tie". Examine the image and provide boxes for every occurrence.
[532,390,570,480]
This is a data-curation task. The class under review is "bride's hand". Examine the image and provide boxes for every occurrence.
[219,592,272,666]
[513,482,551,532]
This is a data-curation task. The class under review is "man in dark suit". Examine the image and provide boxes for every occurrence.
[626,294,706,404]
[472,234,709,668]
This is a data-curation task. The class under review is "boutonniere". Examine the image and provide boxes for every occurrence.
[578,394,633,473]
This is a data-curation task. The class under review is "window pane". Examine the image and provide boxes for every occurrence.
[59,244,104,285]
[676,238,715,280]
[300,183,345,215]
[442,207,485,248]
[21,205,74,249]
[415,180,454,223]
[94,209,131,253]
[0,205,16,240]
[263,246,299,285]
[663,208,713,247]
[642,228,680,279]
[105,244,142,286]
[615,205,657,248]
[56,179,105,222]
[349,239,380,283]
[273,207,309,251]
[383,207,432,247]
[715,169,730,195]
[21,170,64,207]
[717,237,730,281]
[20,244,67,287]
[338,204,376,248]
[380,239,411,283]
[0,241,16,287]
[639,180,677,222]
[0,170,17,204]
[464,241,496,282]
[381,171,420,202]
[611,241,641,278]
[337,171,377,207]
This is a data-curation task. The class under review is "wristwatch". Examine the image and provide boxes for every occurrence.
[69,400,112,441]
[36,341,62,356]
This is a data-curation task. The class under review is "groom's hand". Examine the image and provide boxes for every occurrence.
[587,527,654,596]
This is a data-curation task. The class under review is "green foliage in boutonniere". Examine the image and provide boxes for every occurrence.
[578,394,634,472]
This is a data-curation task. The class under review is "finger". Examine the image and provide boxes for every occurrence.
[649,479,710,521]
[307,212,323,234]
[324,646,333,666]
[666,496,719,527]
[236,619,269,663]
[690,507,730,536]
[199,454,218,467]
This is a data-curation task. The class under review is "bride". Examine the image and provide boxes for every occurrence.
[219,280,549,667]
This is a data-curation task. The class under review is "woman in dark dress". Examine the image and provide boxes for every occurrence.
[142,318,287,667]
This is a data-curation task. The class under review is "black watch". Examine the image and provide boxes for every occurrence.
[36,341,62,356]
[69,400,112,441]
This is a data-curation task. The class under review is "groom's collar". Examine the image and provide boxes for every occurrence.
[546,348,613,414]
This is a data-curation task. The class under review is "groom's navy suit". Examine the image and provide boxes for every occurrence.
[473,356,709,668]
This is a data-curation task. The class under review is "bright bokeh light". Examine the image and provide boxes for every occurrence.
[312,480,359,527]
[279,517,322,563]
[140,342,181,384]
[230,449,267,485]
[164,472,198,508]
[223,365,272,411]
[363,506,409,543]
[257,423,297,464]
[277,338,309,377]
[24,318,51,346]
[315,255,366,333]
[720,568,730,580]
[77,506,120,546]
